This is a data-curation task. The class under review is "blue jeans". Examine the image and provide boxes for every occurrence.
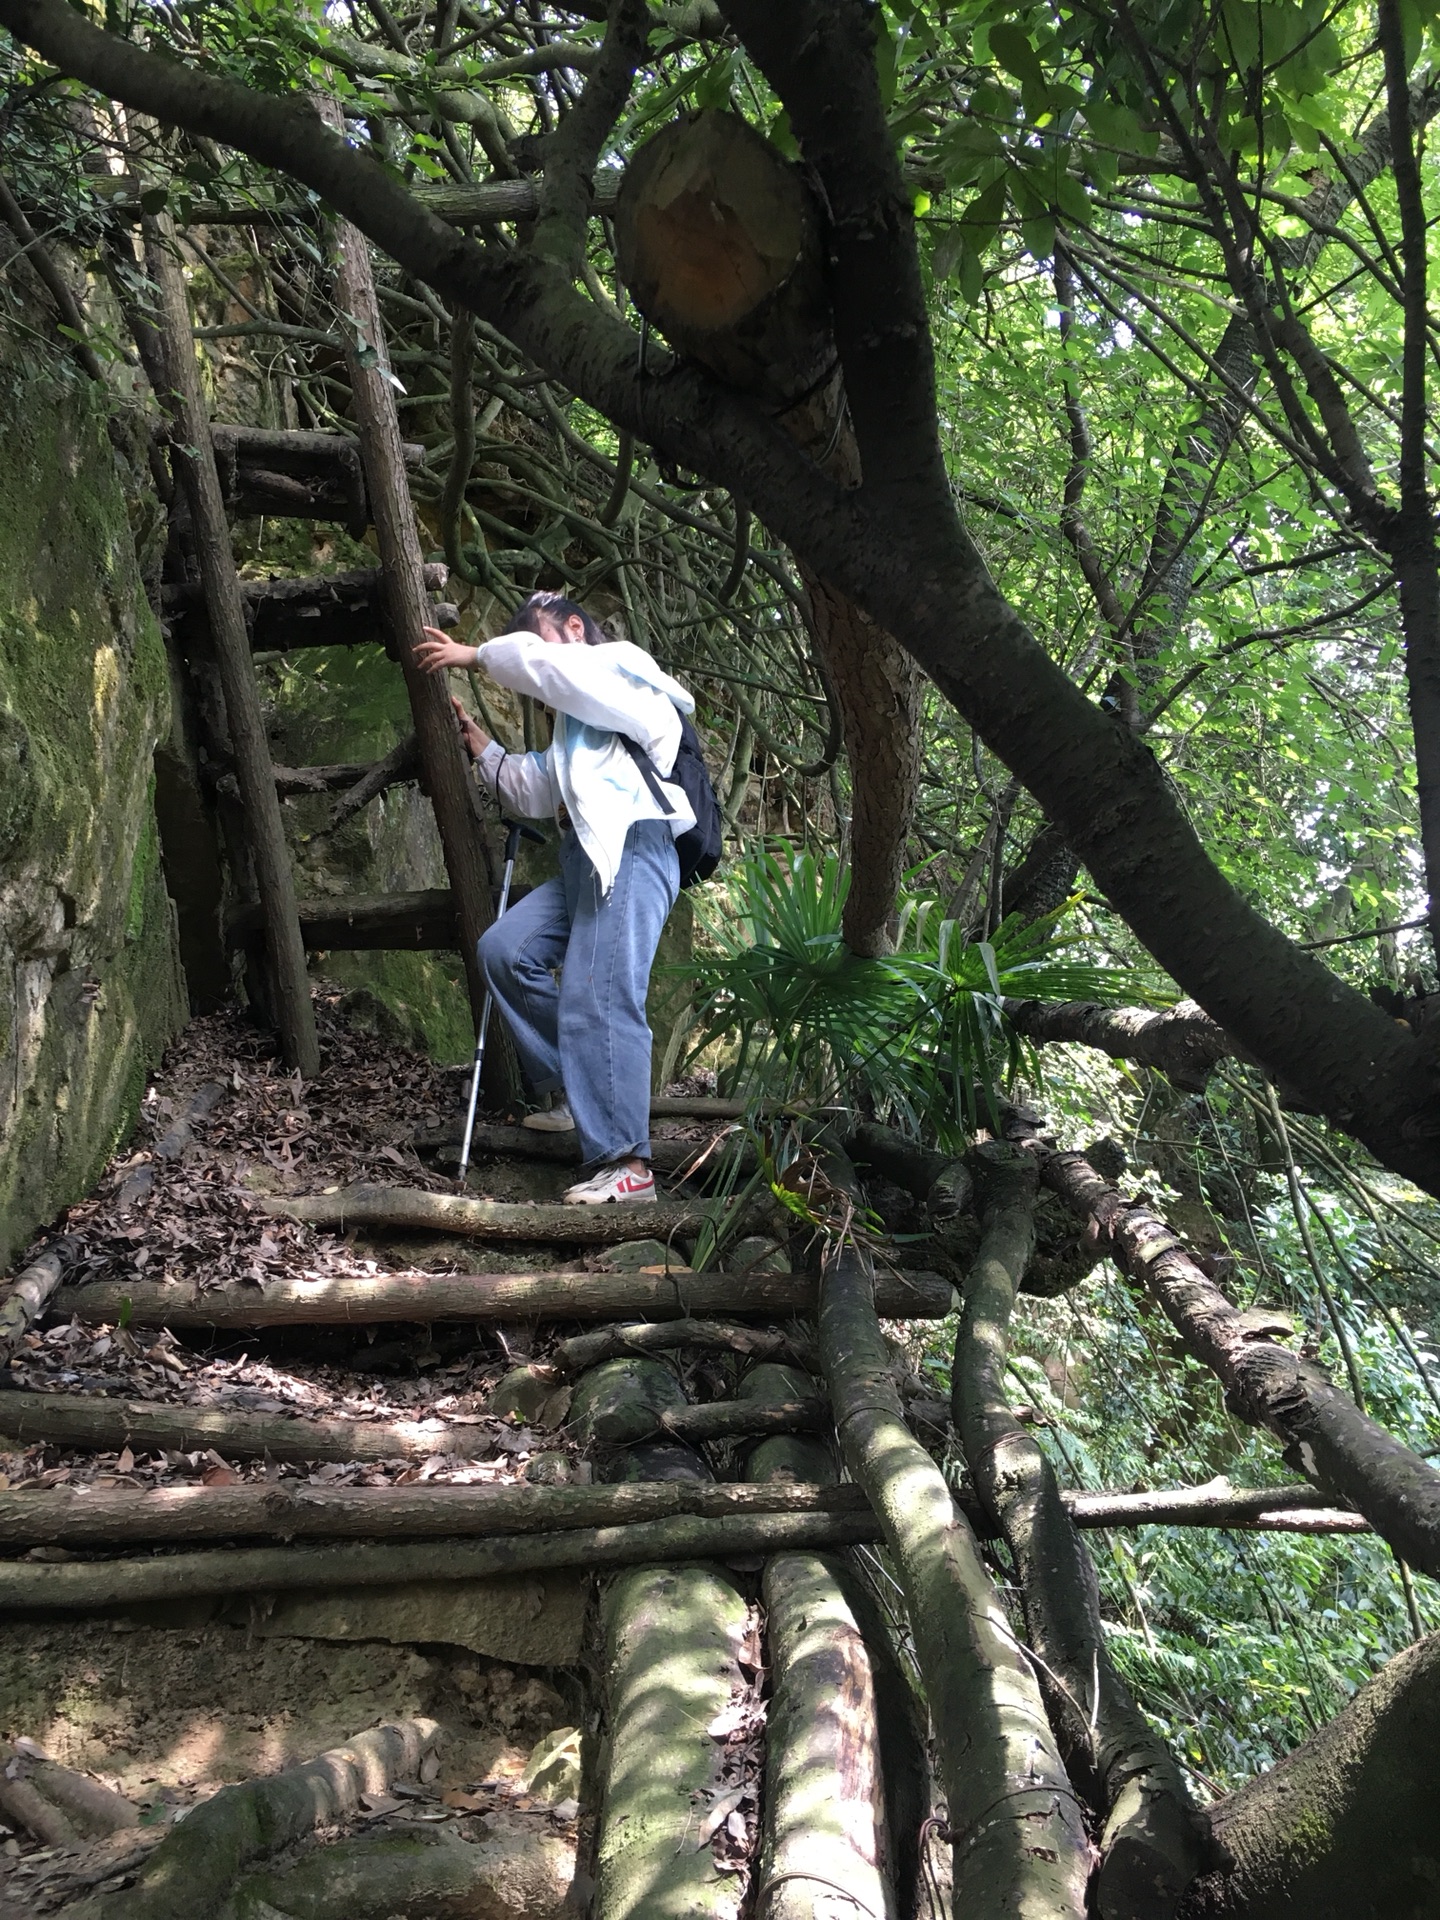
[478,821,680,1169]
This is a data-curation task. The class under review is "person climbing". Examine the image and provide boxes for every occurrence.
[415,591,702,1205]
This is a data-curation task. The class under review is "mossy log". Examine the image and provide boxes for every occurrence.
[1029,1138,1440,1579]
[260,1182,771,1245]
[817,1152,1092,1919]
[594,1561,750,1920]
[0,1509,881,1611]
[226,1820,576,1920]
[0,1479,869,1548]
[99,1718,439,1920]
[757,1552,897,1920]
[1177,1630,1440,1920]
[0,1387,492,1463]
[954,1143,1211,1920]
[550,1319,814,1378]
[57,1267,956,1328]
[746,1376,897,1920]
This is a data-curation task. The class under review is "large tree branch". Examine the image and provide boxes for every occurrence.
[5,0,1439,1193]
[716,0,951,521]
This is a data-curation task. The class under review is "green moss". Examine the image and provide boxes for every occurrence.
[0,359,183,1266]
[322,950,474,1064]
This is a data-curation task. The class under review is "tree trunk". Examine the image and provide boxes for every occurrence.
[319,96,502,1043]
[615,108,919,956]
[56,1264,956,1330]
[143,212,319,1076]
[1178,1632,1440,1920]
[594,1560,750,1920]
[813,1153,1093,1919]
[953,1143,1211,1920]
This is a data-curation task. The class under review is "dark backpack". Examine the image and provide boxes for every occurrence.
[620,715,723,887]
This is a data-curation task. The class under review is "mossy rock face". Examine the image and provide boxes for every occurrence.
[569,1357,688,1445]
[0,354,185,1268]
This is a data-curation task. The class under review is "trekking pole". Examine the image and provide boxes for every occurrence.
[457,818,544,1189]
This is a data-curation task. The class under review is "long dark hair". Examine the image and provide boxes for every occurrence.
[515,590,607,646]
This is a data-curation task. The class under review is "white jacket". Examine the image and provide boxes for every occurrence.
[473,633,697,895]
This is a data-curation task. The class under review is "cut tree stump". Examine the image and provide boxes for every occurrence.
[0,1480,869,1549]
[0,1509,882,1610]
[56,1267,956,1329]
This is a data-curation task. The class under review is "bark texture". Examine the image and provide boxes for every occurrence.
[0,1240,75,1360]
[144,212,318,1076]
[953,1143,1210,1920]
[1029,1140,1440,1579]
[594,1561,749,1920]
[0,1387,497,1463]
[102,1719,439,1920]
[0,1478,868,1548]
[260,1181,770,1244]
[0,1509,881,1611]
[757,1553,897,1920]
[1178,1631,1440,1920]
[321,95,501,1035]
[1001,999,1235,1091]
[815,1156,1092,1919]
[57,1265,956,1329]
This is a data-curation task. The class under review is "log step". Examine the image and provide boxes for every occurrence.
[259,1184,770,1245]
[0,1508,884,1613]
[55,1267,957,1329]
[0,1479,870,1549]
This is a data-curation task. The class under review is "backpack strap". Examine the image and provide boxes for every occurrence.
[619,733,676,817]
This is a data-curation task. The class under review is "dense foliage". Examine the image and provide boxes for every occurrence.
[4,0,1440,1807]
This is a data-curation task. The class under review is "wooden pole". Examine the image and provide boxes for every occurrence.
[318,97,499,1032]
[143,213,319,1076]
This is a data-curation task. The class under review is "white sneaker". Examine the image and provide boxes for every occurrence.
[563,1162,657,1205]
[522,1102,576,1134]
